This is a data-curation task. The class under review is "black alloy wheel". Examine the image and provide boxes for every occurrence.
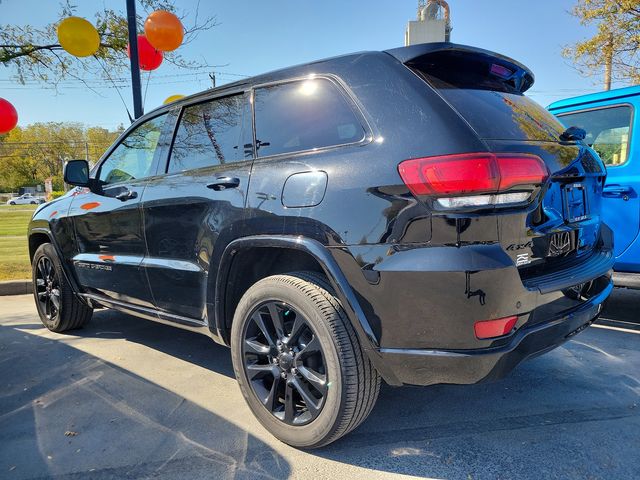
[32,243,92,332]
[242,301,328,426]
[35,255,61,322]
[231,272,381,448]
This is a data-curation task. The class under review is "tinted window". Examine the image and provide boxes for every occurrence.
[420,73,566,142]
[557,106,632,166]
[169,94,251,173]
[254,79,365,157]
[99,114,168,184]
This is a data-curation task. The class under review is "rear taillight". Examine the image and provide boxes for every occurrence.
[398,153,548,209]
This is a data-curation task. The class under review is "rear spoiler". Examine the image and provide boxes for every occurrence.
[384,42,535,93]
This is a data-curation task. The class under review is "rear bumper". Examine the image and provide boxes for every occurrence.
[377,277,613,386]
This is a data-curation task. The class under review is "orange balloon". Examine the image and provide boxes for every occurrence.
[144,10,184,52]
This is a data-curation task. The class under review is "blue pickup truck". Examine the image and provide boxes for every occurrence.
[549,86,640,289]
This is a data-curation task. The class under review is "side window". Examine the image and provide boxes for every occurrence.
[98,114,168,184]
[254,78,366,157]
[168,94,251,173]
[557,105,632,166]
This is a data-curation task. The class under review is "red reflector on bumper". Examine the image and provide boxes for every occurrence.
[474,316,518,339]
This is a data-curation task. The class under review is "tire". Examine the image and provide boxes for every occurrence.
[32,243,92,332]
[30,201,36,204]
[9,202,15,205]
[231,271,380,448]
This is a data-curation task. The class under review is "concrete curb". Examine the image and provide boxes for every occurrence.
[0,280,33,296]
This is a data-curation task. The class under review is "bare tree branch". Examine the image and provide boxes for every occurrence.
[0,0,217,87]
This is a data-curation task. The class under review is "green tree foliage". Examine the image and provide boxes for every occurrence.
[563,0,640,86]
[0,0,216,88]
[0,122,123,191]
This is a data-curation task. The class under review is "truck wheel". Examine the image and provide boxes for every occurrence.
[32,243,92,332]
[231,271,380,448]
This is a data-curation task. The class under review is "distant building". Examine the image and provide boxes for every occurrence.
[405,0,452,46]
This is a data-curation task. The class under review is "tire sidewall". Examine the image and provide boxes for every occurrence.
[32,244,65,331]
[231,277,346,448]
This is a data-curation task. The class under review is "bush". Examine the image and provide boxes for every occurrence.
[51,191,66,199]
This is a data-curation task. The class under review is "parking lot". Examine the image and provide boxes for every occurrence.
[1,290,639,480]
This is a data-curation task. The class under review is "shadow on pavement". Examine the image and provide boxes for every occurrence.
[0,323,290,480]
[65,308,236,379]
[602,287,640,325]
[3,301,639,479]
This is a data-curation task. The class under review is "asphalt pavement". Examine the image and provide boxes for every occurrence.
[1,290,639,480]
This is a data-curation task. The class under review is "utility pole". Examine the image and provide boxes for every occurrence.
[61,156,67,192]
[604,31,614,91]
[209,72,216,88]
[126,0,144,119]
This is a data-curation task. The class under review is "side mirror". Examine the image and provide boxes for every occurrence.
[64,159,90,187]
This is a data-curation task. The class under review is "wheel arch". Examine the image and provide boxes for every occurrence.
[212,235,400,385]
[28,227,85,300]
[29,231,52,262]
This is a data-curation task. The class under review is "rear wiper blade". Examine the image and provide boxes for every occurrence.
[560,126,586,142]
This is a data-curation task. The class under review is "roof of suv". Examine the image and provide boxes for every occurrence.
[141,43,533,121]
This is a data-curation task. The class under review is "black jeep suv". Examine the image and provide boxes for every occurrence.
[29,43,614,448]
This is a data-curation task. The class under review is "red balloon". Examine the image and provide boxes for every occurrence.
[127,34,163,71]
[0,98,18,134]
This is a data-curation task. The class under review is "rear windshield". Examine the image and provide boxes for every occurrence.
[421,73,566,142]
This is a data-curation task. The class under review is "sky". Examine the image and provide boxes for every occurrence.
[0,0,615,130]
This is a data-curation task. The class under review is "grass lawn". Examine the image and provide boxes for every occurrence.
[0,205,37,281]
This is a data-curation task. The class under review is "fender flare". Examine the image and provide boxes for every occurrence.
[28,227,87,304]
[213,235,401,385]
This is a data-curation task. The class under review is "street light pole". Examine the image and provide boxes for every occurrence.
[126,0,144,119]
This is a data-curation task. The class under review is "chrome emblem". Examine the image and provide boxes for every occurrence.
[516,253,531,266]
[549,231,573,257]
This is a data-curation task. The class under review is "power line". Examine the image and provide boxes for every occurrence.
[0,70,250,85]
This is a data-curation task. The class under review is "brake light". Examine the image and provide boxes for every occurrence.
[474,316,518,339]
[398,153,548,208]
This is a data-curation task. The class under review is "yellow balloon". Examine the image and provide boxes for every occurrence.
[163,94,185,105]
[57,17,100,57]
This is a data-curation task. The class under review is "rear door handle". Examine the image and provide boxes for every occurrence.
[114,189,138,201]
[603,185,634,198]
[207,177,240,191]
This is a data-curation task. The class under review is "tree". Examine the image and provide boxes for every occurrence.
[0,122,123,192]
[563,0,640,90]
[0,0,217,91]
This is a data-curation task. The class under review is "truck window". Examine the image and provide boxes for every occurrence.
[556,105,632,166]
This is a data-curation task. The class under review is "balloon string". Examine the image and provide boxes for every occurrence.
[94,54,133,123]
[143,68,152,110]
